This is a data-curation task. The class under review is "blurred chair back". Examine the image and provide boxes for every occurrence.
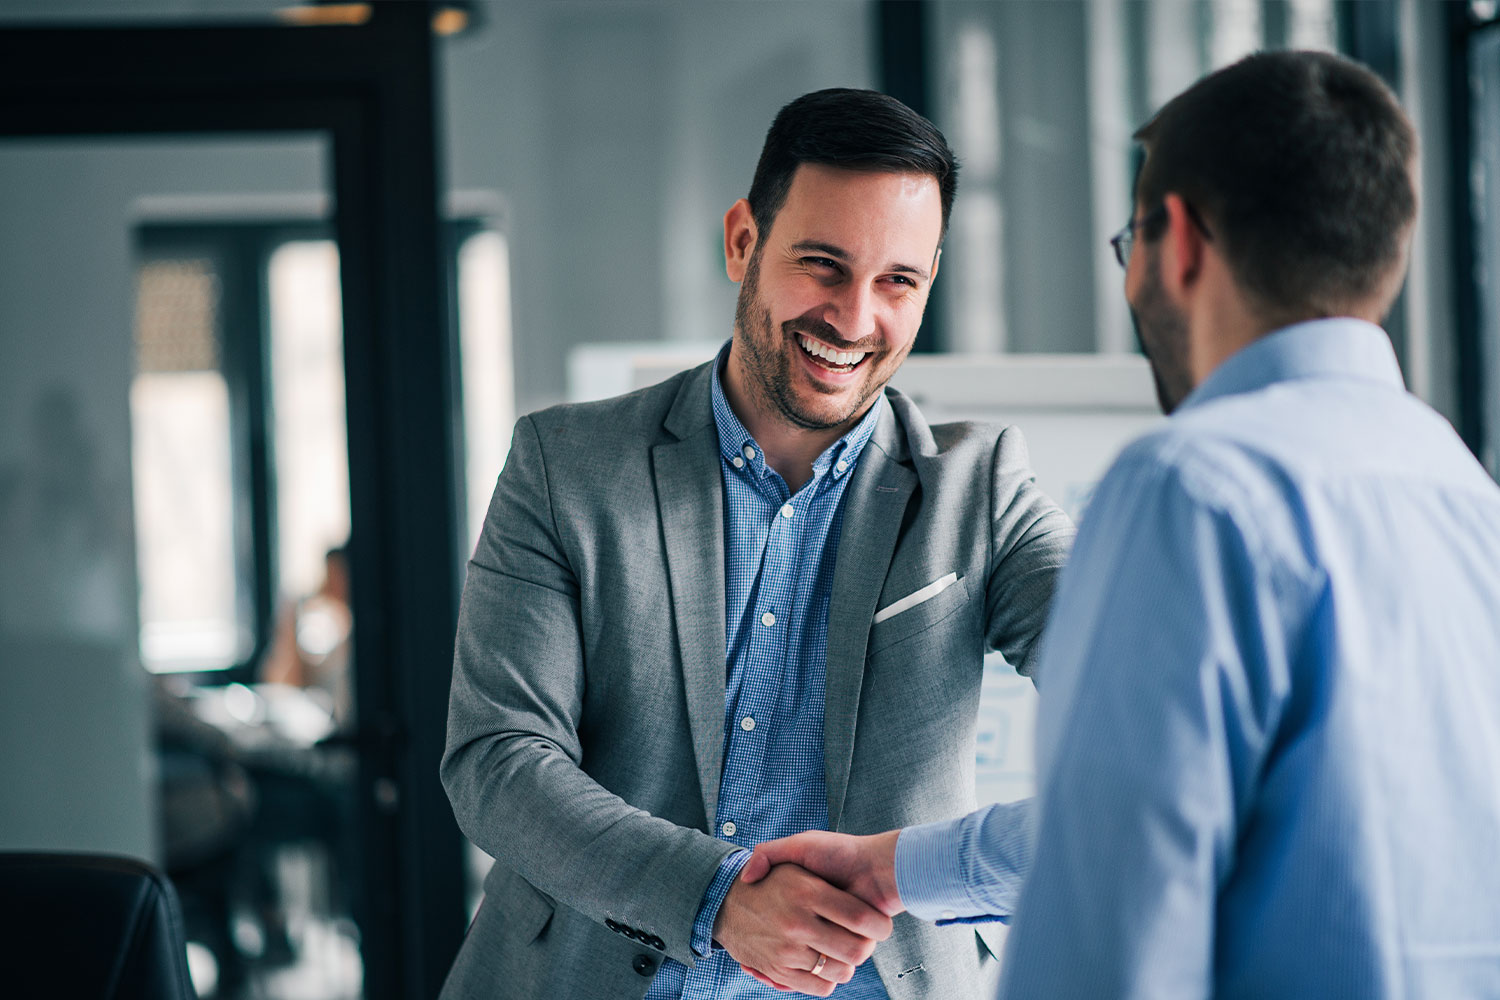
[0,852,196,1000]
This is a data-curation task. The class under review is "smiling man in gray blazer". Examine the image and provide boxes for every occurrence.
[440,89,1074,1000]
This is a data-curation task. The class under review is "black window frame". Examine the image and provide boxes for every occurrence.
[133,216,495,686]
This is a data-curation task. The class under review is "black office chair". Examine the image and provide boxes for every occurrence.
[0,852,197,1000]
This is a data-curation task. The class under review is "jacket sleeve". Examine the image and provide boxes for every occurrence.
[440,414,735,966]
[984,425,1077,675]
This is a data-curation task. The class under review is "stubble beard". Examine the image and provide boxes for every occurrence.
[732,248,892,432]
[1130,249,1193,415]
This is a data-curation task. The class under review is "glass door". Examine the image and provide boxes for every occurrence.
[0,133,368,1000]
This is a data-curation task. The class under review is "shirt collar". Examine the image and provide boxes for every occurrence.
[1178,317,1406,413]
[709,339,884,485]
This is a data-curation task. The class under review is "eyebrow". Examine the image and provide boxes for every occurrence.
[789,240,931,281]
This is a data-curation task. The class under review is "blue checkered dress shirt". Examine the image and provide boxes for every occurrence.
[644,349,890,1000]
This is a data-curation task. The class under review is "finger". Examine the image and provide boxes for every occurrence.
[741,966,791,991]
[800,916,883,968]
[808,884,895,942]
[810,953,858,985]
[750,836,809,873]
[739,851,771,884]
[761,968,836,998]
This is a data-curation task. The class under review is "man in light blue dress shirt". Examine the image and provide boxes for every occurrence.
[743,51,1500,997]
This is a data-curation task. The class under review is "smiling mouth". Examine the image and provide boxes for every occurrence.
[797,333,870,374]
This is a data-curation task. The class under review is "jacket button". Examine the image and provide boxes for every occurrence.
[649,935,665,951]
[605,919,621,933]
[632,954,656,976]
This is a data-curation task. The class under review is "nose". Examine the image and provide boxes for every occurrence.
[825,281,878,343]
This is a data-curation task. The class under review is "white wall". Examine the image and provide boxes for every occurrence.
[0,136,324,860]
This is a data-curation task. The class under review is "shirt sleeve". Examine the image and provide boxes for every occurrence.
[997,443,1295,998]
[894,799,1034,923]
[690,849,753,956]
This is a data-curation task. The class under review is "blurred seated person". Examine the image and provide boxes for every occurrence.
[261,543,354,730]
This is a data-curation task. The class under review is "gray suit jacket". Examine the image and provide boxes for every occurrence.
[440,360,1074,999]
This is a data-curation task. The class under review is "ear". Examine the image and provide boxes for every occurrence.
[723,198,758,283]
[1157,192,1208,305]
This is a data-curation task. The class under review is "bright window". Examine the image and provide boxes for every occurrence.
[267,240,350,599]
[131,257,250,672]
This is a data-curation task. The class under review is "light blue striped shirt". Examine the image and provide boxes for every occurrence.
[646,347,889,999]
[897,318,1500,997]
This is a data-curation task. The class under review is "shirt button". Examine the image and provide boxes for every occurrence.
[743,445,756,461]
[940,909,957,921]
[721,821,737,837]
[779,504,794,519]
[740,716,755,732]
[836,460,848,474]
[761,611,776,627]
[731,456,744,469]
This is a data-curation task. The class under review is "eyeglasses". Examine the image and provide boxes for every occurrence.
[1108,202,1212,269]
[1109,205,1166,269]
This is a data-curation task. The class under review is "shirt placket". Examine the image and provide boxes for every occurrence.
[766,480,833,835]
[716,467,797,850]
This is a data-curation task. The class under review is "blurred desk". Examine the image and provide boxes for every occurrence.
[186,682,337,749]
[158,681,360,998]
[180,682,354,785]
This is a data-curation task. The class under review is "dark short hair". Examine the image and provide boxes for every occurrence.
[747,88,959,242]
[1134,50,1417,318]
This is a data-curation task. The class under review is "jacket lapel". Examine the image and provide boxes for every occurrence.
[652,364,728,829]
[824,401,915,831]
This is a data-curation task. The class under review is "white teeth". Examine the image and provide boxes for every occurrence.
[798,334,867,367]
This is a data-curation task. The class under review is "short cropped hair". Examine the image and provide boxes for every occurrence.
[1135,50,1417,318]
[747,88,959,241]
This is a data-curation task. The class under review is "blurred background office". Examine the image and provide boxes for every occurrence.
[0,2,1496,998]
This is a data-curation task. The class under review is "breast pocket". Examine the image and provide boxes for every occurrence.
[867,573,972,657]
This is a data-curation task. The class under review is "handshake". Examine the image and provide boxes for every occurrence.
[712,830,904,997]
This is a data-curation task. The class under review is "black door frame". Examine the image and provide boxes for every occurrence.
[1449,1,1498,467]
[0,6,466,997]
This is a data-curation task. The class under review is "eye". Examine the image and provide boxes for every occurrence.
[802,256,840,271]
[885,274,917,288]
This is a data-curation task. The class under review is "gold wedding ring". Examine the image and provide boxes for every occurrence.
[811,953,828,977]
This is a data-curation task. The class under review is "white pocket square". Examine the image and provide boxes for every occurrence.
[873,572,959,624]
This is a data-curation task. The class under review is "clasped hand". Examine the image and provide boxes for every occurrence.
[716,830,903,995]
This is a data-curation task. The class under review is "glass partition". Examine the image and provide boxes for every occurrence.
[1474,24,1500,479]
[930,0,1337,356]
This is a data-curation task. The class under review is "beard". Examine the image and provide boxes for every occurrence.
[1130,249,1193,415]
[731,247,898,431]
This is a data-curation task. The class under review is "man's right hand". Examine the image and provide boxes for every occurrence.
[713,862,893,997]
[740,830,904,917]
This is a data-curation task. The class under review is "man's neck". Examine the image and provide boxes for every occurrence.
[721,360,857,494]
[744,418,845,495]
[1186,273,1281,388]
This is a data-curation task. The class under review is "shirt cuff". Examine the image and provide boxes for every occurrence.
[896,804,1019,925]
[896,815,979,922]
[690,848,753,956]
